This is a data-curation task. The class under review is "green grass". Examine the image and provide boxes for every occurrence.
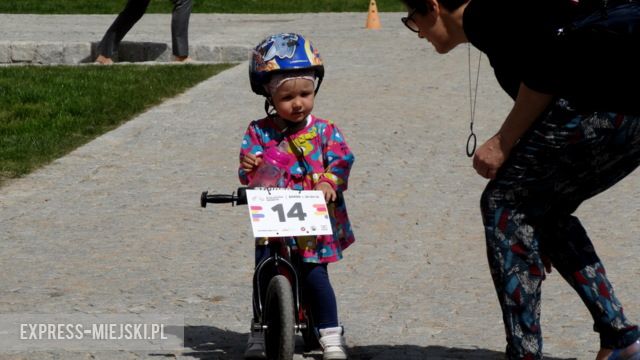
[0,0,405,14]
[0,64,233,183]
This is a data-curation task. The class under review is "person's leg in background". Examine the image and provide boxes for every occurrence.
[96,0,152,64]
[170,0,193,62]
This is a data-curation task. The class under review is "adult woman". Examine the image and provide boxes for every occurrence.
[399,0,640,358]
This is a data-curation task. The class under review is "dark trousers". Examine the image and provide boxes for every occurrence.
[98,0,192,58]
[481,99,640,359]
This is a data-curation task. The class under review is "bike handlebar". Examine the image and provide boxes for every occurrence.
[200,187,248,208]
[201,186,343,208]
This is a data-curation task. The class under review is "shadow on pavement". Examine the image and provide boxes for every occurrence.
[348,344,577,359]
[158,326,577,360]
[89,41,169,63]
[179,325,246,359]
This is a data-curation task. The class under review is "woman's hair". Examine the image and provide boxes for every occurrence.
[400,0,467,14]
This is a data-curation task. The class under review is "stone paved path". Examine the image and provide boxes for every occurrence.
[0,12,638,360]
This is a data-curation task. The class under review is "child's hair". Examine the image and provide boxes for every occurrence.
[249,33,325,98]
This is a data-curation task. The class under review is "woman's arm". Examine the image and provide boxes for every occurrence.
[473,83,553,179]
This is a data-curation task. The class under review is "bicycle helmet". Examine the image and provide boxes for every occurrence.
[249,33,325,97]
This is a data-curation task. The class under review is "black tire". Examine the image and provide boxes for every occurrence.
[264,275,295,360]
[301,304,320,351]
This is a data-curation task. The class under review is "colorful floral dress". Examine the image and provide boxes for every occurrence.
[239,114,355,263]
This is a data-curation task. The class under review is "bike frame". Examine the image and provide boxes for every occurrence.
[201,187,321,340]
[252,240,304,331]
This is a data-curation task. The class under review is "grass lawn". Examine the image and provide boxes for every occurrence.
[0,0,405,14]
[0,64,233,184]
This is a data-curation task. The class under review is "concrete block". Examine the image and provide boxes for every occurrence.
[35,43,64,64]
[63,43,92,64]
[118,41,145,62]
[144,42,170,62]
[194,45,221,63]
[0,43,10,63]
[221,46,251,63]
[11,42,36,63]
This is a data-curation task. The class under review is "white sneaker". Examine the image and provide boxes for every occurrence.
[244,330,265,359]
[319,326,348,360]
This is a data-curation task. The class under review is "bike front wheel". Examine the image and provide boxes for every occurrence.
[264,275,295,360]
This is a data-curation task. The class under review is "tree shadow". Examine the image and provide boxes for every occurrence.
[151,325,577,360]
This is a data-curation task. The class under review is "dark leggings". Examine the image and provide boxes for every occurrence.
[254,245,339,329]
[481,99,640,359]
[98,0,192,57]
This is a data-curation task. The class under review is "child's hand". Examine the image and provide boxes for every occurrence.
[314,182,336,203]
[241,153,262,173]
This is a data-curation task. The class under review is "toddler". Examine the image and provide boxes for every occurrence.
[239,33,355,360]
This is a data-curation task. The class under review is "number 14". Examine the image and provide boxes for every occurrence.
[271,202,308,222]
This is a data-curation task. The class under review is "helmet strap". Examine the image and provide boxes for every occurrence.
[264,97,277,117]
[314,76,323,95]
[263,101,306,134]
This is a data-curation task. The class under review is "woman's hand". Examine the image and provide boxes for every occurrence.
[314,182,337,203]
[473,133,512,179]
[473,83,553,179]
[240,153,262,173]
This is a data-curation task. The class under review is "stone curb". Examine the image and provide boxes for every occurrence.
[0,41,250,65]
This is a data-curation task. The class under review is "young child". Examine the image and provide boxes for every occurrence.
[239,33,355,360]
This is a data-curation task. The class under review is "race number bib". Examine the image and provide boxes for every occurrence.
[245,188,333,237]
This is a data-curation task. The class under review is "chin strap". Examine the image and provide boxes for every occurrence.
[314,76,323,95]
[263,98,277,116]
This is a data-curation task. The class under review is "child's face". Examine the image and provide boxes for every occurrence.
[271,79,315,123]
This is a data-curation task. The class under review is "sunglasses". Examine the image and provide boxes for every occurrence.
[401,9,419,33]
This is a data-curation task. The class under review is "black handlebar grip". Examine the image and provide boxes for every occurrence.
[201,191,237,207]
[236,187,248,205]
[207,194,237,203]
[200,191,208,208]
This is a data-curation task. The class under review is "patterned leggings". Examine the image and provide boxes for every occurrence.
[481,99,640,359]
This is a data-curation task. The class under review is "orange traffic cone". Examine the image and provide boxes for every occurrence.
[365,0,381,29]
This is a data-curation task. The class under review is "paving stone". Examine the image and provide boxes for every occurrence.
[10,41,36,62]
[220,45,250,63]
[194,45,221,63]
[34,43,64,64]
[0,43,10,63]
[144,42,171,62]
[63,43,92,64]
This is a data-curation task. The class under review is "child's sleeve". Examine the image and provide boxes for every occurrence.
[317,122,355,192]
[238,122,264,185]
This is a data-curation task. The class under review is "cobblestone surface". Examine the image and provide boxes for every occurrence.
[0,12,638,360]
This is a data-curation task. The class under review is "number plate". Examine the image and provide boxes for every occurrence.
[245,188,333,237]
